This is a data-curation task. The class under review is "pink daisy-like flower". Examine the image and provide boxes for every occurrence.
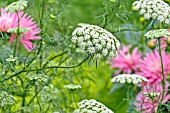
[0,9,18,32]
[110,46,142,75]
[134,83,170,113]
[137,50,170,84]
[0,9,41,51]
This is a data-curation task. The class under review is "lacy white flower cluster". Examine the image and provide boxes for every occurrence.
[144,29,170,39]
[5,55,18,62]
[64,84,81,90]
[0,91,16,107]
[40,85,58,102]
[132,0,170,24]
[111,74,148,84]
[72,23,120,60]
[144,92,160,98]
[74,99,114,113]
[26,73,48,85]
[6,0,28,12]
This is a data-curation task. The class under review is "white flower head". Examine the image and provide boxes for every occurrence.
[144,29,170,39]
[132,0,170,24]
[6,55,18,62]
[144,92,160,98]
[74,99,114,113]
[111,74,148,84]
[72,23,120,60]
[6,0,28,12]
[64,84,81,90]
[0,91,16,107]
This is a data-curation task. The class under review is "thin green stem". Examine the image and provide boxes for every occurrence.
[35,85,42,112]
[157,38,165,112]
[115,98,127,112]
[3,55,89,81]
[43,51,67,67]
[112,21,151,34]
[13,12,20,57]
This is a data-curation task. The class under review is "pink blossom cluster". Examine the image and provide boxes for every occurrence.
[110,45,170,113]
[0,8,41,51]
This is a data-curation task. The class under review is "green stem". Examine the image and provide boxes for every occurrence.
[43,51,67,67]
[115,99,126,112]
[35,85,42,112]
[157,38,165,112]
[13,12,20,57]
[112,21,151,33]
[3,55,89,81]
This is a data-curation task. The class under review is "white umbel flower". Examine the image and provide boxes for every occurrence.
[64,84,81,90]
[6,55,18,62]
[144,29,170,39]
[111,74,148,84]
[0,91,16,107]
[132,0,170,24]
[6,0,28,12]
[74,99,114,113]
[71,23,120,60]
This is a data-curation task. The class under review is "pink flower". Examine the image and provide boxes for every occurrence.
[134,83,170,113]
[137,50,170,84]
[152,38,168,49]
[0,9,41,51]
[110,46,142,75]
[0,9,18,31]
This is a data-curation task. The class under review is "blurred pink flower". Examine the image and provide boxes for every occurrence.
[137,50,170,84]
[152,38,168,49]
[110,46,142,75]
[0,9,41,51]
[134,83,170,113]
[0,9,18,31]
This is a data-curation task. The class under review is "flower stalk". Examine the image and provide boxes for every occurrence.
[157,38,166,112]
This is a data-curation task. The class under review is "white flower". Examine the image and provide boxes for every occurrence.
[144,92,160,97]
[64,84,81,90]
[102,49,108,56]
[158,16,164,22]
[6,55,18,62]
[93,32,99,38]
[109,51,117,58]
[94,54,101,60]
[74,99,114,113]
[71,36,77,43]
[140,9,146,15]
[84,34,91,40]
[132,0,170,24]
[6,0,28,12]
[95,44,102,50]
[165,19,169,24]
[111,74,148,84]
[0,91,16,107]
[152,13,158,19]
[87,41,93,46]
[79,42,86,49]
[106,43,111,49]
[93,38,100,44]
[144,29,170,39]
[101,40,106,46]
[77,37,84,43]
[144,13,151,20]
[71,23,120,59]
[88,47,96,54]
